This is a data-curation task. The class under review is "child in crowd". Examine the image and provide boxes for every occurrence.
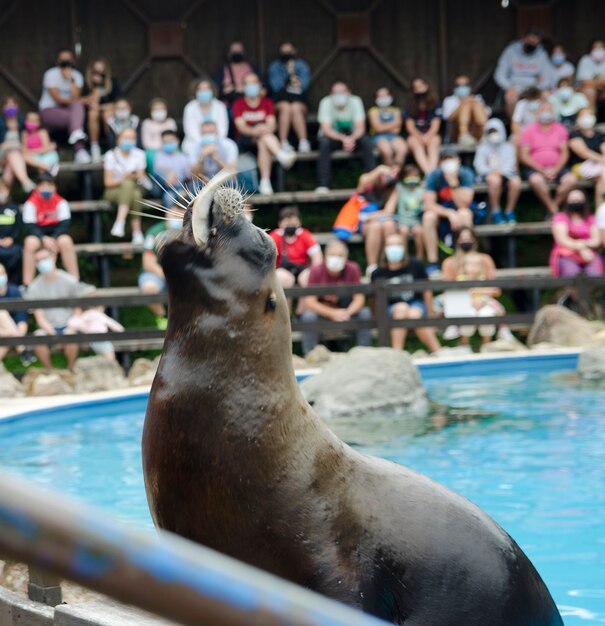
[510,86,543,141]
[152,130,191,209]
[67,305,124,362]
[141,98,178,171]
[21,111,60,176]
[368,87,407,167]
[107,98,140,148]
[549,77,589,130]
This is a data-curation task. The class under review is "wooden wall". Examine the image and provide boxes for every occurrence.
[0,0,601,120]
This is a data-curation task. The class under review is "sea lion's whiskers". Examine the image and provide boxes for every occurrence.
[138,199,183,215]
[148,174,190,209]
[129,210,178,221]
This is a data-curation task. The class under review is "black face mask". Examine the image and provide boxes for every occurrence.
[567,202,585,214]
[280,53,295,63]
[523,43,537,54]
[459,242,474,252]
[58,60,73,68]
[229,52,245,63]
[284,226,297,237]
[414,91,428,99]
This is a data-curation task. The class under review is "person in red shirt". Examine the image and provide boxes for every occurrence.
[232,73,296,196]
[269,205,322,291]
[300,239,372,355]
[22,172,78,286]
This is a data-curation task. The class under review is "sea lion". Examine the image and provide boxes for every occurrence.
[142,171,563,626]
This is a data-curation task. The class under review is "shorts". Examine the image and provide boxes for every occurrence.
[372,133,398,145]
[388,299,427,317]
[522,166,571,181]
[237,136,258,155]
[138,272,166,291]
[273,91,307,105]
[34,325,67,336]
[475,172,519,183]
[90,340,114,355]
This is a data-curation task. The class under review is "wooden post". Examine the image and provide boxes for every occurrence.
[28,566,62,607]
[374,282,390,347]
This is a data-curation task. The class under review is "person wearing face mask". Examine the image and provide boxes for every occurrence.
[569,108,605,204]
[0,262,31,366]
[550,44,575,84]
[403,77,442,175]
[267,41,311,153]
[473,118,521,224]
[107,98,140,149]
[422,149,475,274]
[233,73,296,196]
[182,77,229,160]
[22,173,78,286]
[152,130,191,209]
[213,41,263,106]
[0,181,23,284]
[138,207,186,329]
[189,120,238,181]
[577,39,605,112]
[316,81,375,193]
[368,87,407,167]
[269,205,322,293]
[81,57,122,161]
[21,111,60,176]
[494,28,555,119]
[103,128,147,243]
[519,101,577,217]
[442,75,489,146]
[0,96,36,193]
[301,239,372,355]
[370,232,440,353]
[141,98,178,169]
[510,86,544,143]
[549,78,589,130]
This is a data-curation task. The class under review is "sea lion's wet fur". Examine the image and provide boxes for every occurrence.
[142,177,563,625]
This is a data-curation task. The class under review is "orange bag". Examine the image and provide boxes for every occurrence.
[333,193,369,240]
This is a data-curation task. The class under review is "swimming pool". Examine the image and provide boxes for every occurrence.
[0,352,603,624]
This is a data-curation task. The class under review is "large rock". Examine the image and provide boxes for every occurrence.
[527,305,596,348]
[480,338,529,353]
[128,356,160,387]
[303,344,334,366]
[73,356,128,393]
[300,346,429,418]
[22,369,74,396]
[578,347,605,380]
[0,363,24,398]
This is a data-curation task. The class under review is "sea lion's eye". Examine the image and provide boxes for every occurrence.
[265,294,277,313]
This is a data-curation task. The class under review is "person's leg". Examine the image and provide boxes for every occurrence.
[130,186,143,236]
[62,333,79,370]
[504,87,519,119]
[411,223,425,259]
[256,138,273,181]
[290,102,308,142]
[316,136,334,188]
[455,207,474,229]
[22,235,42,285]
[504,175,522,213]
[528,172,557,215]
[390,302,410,350]
[422,211,440,264]
[88,106,100,144]
[32,331,53,369]
[354,306,373,347]
[398,224,410,249]
[4,151,34,191]
[554,172,578,210]
[486,172,503,213]
[356,135,376,172]
[391,137,408,168]
[0,245,22,283]
[139,275,166,318]
[583,254,605,276]
[580,80,597,111]
[56,234,79,280]
[426,134,441,172]
[409,306,441,353]
[375,138,393,165]
[276,102,292,144]
[259,132,283,157]
[406,135,430,174]
[40,107,71,133]
[66,100,86,136]
[558,257,582,277]
[362,220,385,267]
[300,309,320,355]
[456,100,472,137]
[469,100,488,138]
[115,179,138,226]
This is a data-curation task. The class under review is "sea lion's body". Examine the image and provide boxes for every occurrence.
[142,173,563,625]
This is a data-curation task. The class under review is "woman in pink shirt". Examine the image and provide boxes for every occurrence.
[520,101,577,216]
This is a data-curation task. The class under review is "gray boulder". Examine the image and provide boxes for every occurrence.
[73,356,128,393]
[480,338,528,353]
[300,346,429,419]
[128,356,160,387]
[527,305,596,348]
[24,370,74,396]
[578,347,605,380]
[0,363,24,398]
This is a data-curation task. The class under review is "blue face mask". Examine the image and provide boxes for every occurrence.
[119,140,135,152]
[551,53,566,66]
[244,83,260,98]
[37,258,55,274]
[385,245,405,263]
[196,89,213,104]
[163,141,178,154]
[0,275,7,288]
[454,84,471,98]
[201,134,217,146]
[40,189,53,200]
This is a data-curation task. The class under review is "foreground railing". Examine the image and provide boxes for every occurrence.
[0,470,389,626]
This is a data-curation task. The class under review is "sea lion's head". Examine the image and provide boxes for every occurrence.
[158,170,291,364]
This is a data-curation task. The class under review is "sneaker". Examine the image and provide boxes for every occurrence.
[298,139,311,153]
[491,210,504,225]
[426,263,440,276]
[258,179,274,195]
[110,221,125,238]
[443,325,460,341]
[155,316,168,331]
[49,163,60,177]
[74,148,92,164]
[90,143,102,161]
[22,180,36,193]
[277,149,297,170]
[504,211,517,224]
[78,281,96,295]
[68,129,87,145]
[314,186,330,194]
[458,132,476,147]
[280,140,294,152]
[132,231,144,245]
[365,263,378,278]
[20,350,36,367]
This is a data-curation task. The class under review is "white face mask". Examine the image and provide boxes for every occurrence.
[487,131,503,144]
[591,47,605,62]
[376,96,393,108]
[332,93,349,108]
[0,274,7,289]
[385,245,405,263]
[37,258,55,275]
[326,255,346,273]
[151,109,167,122]
[441,159,459,175]
[557,86,574,101]
[115,108,130,121]
[577,114,596,130]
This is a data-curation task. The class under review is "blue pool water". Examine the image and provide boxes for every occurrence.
[0,354,603,624]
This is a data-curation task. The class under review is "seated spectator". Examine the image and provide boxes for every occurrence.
[550,43,575,83]
[519,101,576,217]
[39,48,90,163]
[213,41,262,106]
[67,305,124,362]
[549,77,589,129]
[422,149,475,274]
[569,108,605,203]
[267,41,311,153]
[24,247,84,370]
[138,208,185,329]
[370,232,440,352]
[442,74,489,146]
[0,262,30,365]
[21,111,60,175]
[0,96,35,192]
[141,98,178,169]
[233,73,296,196]
[153,130,191,209]
[382,164,425,258]
[300,239,372,355]
[403,77,442,174]
[315,81,375,193]
[103,128,148,242]
[106,98,140,149]
[182,77,229,159]
[81,57,122,161]
[473,118,521,224]
[269,205,322,292]
[189,120,238,180]
[441,227,507,346]
[494,28,555,119]
[577,39,605,113]
[368,87,407,167]
[0,180,23,283]
[510,86,543,141]
[22,173,78,286]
